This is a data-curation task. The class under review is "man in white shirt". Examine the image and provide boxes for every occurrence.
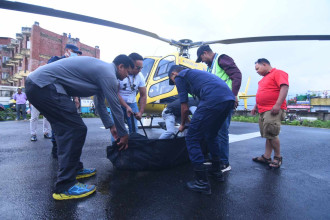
[118,53,147,133]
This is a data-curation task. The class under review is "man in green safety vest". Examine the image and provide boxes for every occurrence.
[196,45,242,172]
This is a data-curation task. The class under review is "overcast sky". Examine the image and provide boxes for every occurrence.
[1,0,330,104]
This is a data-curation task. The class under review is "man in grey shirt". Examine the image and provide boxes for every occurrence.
[25,55,134,200]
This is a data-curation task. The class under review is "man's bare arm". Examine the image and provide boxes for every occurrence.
[138,87,146,113]
[271,84,289,115]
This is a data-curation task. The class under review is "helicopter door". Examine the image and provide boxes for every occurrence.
[146,55,178,103]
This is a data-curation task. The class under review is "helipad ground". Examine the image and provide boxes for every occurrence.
[0,118,329,219]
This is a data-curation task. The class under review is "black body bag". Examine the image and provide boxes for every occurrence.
[106,118,190,171]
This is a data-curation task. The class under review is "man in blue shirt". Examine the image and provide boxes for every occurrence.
[168,65,235,195]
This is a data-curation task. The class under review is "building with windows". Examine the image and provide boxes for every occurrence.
[0,37,15,85]
[287,90,330,113]
[0,22,100,87]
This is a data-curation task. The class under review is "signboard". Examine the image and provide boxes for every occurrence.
[81,99,93,107]
[287,105,311,109]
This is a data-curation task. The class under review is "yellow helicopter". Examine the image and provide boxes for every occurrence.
[2,1,330,116]
[137,52,253,114]
[136,52,206,115]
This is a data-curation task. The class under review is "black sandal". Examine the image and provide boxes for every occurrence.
[252,154,271,164]
[269,156,283,168]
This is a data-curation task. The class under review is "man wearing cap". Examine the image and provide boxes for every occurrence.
[47,44,82,158]
[26,54,133,200]
[196,45,242,173]
[168,65,235,195]
[48,44,82,63]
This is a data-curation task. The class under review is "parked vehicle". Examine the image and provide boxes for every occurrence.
[0,85,18,108]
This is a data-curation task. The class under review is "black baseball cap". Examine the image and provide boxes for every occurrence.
[196,45,211,63]
[65,44,82,55]
[168,65,181,85]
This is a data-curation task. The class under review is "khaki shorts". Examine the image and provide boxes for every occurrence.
[259,110,286,139]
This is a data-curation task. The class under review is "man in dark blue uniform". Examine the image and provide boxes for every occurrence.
[168,65,235,195]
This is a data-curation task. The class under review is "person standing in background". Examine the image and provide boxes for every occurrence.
[29,104,52,141]
[13,87,28,121]
[252,58,289,169]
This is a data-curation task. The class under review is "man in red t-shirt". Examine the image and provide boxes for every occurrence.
[251,58,289,168]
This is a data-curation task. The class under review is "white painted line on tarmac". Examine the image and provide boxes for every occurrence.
[100,126,260,143]
[100,125,129,129]
[229,132,260,143]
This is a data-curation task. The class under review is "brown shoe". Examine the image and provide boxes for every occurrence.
[252,154,271,164]
[269,156,282,168]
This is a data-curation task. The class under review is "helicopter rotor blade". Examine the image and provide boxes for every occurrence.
[188,42,205,48]
[0,0,174,44]
[169,39,185,47]
[202,35,330,45]
[2,1,330,52]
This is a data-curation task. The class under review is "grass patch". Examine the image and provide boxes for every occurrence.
[81,113,98,118]
[0,109,16,121]
[0,110,98,121]
[232,115,330,129]
[232,115,259,123]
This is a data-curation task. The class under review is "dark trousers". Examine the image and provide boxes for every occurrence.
[185,100,234,169]
[16,104,26,120]
[25,79,85,193]
[51,130,56,143]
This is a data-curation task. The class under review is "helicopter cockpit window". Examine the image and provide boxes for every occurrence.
[153,56,175,81]
[142,58,155,82]
[148,80,175,98]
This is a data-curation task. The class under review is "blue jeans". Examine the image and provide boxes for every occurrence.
[185,101,234,168]
[16,104,26,120]
[121,103,139,133]
[218,109,233,165]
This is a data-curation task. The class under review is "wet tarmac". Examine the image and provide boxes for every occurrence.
[0,118,330,219]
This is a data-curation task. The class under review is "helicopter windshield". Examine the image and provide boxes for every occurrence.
[147,55,176,99]
[142,58,155,82]
[153,55,175,81]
